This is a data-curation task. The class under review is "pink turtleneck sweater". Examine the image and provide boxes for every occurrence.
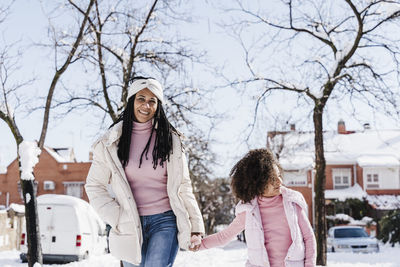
[124,120,171,216]
[200,194,316,267]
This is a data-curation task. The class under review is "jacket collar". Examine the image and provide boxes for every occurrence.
[239,186,307,211]
[94,121,123,147]
[280,186,308,211]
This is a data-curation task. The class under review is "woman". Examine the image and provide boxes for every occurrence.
[85,77,204,267]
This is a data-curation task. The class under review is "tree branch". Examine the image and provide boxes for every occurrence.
[38,0,95,148]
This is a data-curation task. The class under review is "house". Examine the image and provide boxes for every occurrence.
[267,120,400,227]
[0,147,91,207]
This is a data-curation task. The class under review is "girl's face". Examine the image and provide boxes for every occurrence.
[134,88,158,123]
[262,164,282,197]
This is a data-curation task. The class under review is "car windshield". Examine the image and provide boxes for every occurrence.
[334,228,369,238]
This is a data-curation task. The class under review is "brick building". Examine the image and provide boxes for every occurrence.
[0,147,91,207]
[267,120,400,226]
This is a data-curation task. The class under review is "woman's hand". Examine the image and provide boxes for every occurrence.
[189,233,202,251]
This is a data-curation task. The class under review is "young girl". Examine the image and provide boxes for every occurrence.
[191,148,316,267]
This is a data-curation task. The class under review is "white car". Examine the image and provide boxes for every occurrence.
[20,194,107,263]
[327,226,379,253]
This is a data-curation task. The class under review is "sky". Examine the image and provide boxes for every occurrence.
[1,0,399,177]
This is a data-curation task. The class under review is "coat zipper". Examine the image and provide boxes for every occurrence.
[105,145,142,242]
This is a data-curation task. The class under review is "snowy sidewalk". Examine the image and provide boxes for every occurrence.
[1,241,400,267]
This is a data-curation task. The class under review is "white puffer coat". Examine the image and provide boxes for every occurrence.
[85,122,205,265]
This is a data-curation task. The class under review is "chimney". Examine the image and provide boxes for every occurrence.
[89,151,93,161]
[363,123,371,130]
[290,124,296,131]
[338,119,346,134]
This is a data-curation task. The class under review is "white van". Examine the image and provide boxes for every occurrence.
[20,194,107,263]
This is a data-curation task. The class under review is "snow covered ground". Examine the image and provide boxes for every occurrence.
[1,241,400,267]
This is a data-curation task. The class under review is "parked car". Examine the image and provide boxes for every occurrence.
[327,226,379,253]
[20,194,107,263]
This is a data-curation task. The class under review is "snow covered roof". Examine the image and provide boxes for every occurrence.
[271,129,400,169]
[325,184,367,201]
[44,147,76,163]
[357,155,400,167]
[279,155,314,170]
[366,194,400,210]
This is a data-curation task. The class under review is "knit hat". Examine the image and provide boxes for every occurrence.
[127,78,163,103]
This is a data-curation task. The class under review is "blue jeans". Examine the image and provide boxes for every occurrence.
[122,210,179,267]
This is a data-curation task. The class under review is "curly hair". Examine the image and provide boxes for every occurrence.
[230,148,282,203]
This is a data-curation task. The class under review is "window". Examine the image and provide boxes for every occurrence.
[43,180,55,191]
[283,170,307,186]
[63,182,84,198]
[332,168,351,189]
[366,173,379,189]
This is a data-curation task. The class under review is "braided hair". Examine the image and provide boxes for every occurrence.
[110,77,178,169]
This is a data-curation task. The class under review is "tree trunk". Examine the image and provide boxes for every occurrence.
[20,178,42,266]
[313,107,327,266]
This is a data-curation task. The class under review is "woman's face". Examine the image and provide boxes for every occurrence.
[133,88,158,123]
[262,164,282,197]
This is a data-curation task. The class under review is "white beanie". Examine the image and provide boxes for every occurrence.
[127,78,164,103]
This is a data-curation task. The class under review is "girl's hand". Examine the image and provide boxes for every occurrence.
[189,233,202,251]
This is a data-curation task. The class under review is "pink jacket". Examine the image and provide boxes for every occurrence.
[236,187,316,267]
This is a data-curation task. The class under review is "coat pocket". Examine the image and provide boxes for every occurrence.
[116,221,136,235]
[109,231,140,264]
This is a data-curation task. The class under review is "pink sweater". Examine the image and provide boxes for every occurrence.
[124,120,171,216]
[200,194,316,267]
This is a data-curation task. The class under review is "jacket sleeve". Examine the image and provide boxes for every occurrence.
[85,141,121,229]
[296,205,317,267]
[179,151,205,234]
[200,212,246,250]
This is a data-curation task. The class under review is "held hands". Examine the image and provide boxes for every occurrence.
[189,233,202,252]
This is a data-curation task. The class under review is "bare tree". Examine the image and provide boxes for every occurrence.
[49,0,210,125]
[47,0,218,204]
[222,0,400,265]
[0,1,94,266]
[40,0,220,245]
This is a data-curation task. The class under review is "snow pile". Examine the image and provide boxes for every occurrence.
[327,213,353,222]
[8,203,25,213]
[325,184,367,201]
[18,141,41,180]
[326,213,376,226]
[366,195,400,210]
